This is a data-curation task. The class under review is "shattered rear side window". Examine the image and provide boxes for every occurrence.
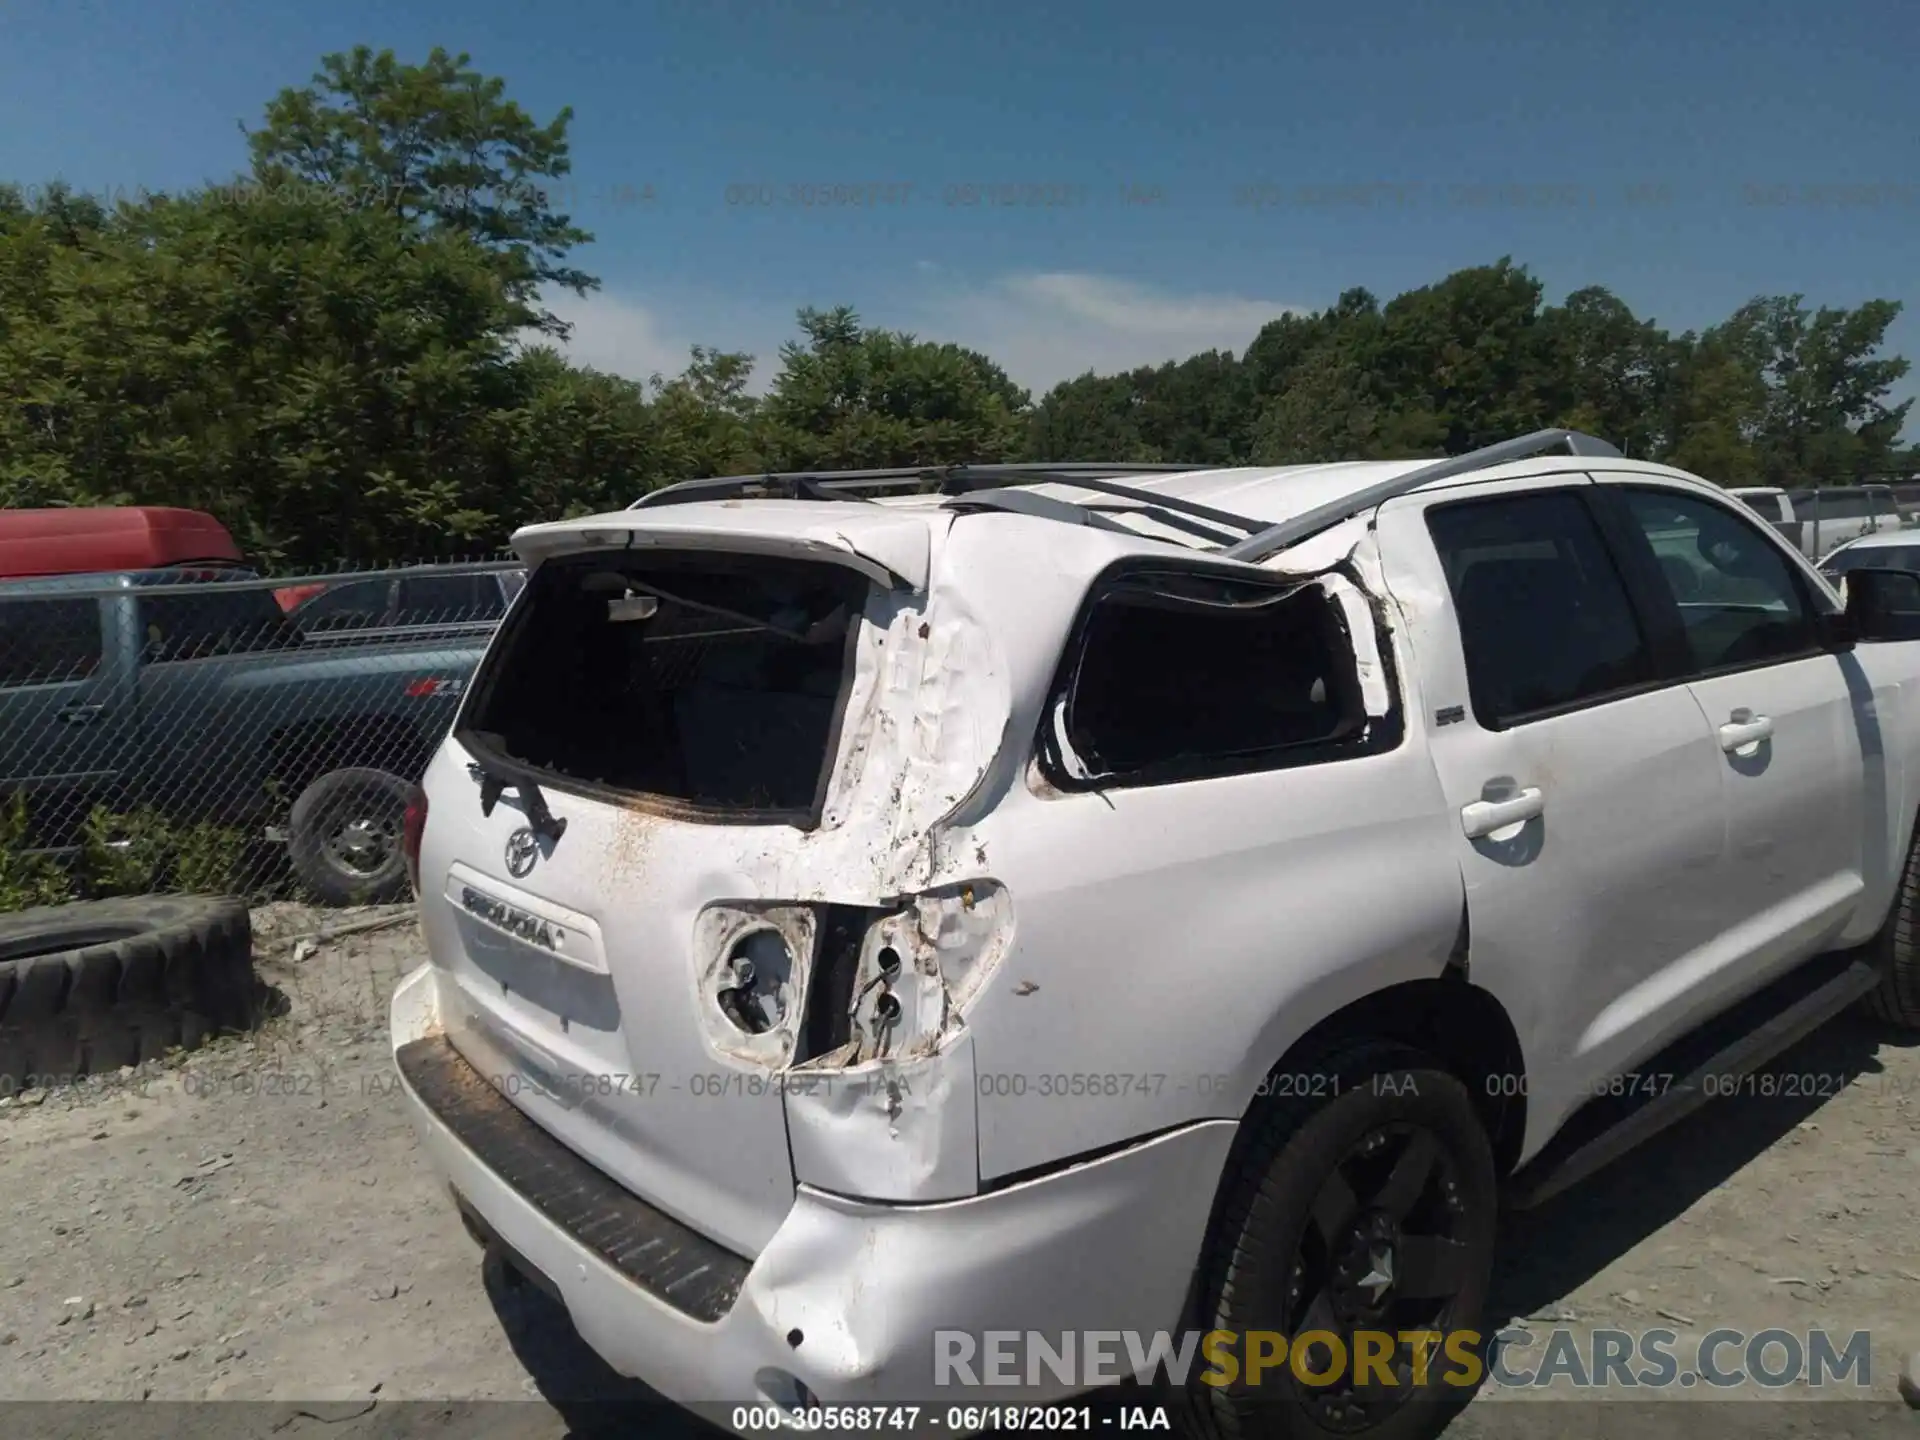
[1046,569,1373,789]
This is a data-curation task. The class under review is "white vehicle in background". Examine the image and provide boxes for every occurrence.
[1728,483,1914,564]
[1799,483,1909,561]
[390,430,1920,1440]
[1727,485,1796,533]
[1817,529,1920,598]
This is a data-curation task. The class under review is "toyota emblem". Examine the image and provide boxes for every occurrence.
[504,827,539,879]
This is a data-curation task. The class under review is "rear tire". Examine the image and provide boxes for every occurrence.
[1178,1041,1498,1440]
[288,768,415,907]
[0,895,256,1094]
[1864,817,1920,1030]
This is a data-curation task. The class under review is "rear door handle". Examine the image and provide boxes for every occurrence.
[57,703,106,726]
[1461,787,1545,839]
[1718,710,1774,753]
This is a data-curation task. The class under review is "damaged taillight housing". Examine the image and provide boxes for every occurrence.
[693,884,1014,1070]
[694,905,818,1066]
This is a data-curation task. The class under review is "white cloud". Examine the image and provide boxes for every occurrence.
[538,291,693,386]
[903,272,1303,394]
[535,271,1304,399]
[538,289,796,394]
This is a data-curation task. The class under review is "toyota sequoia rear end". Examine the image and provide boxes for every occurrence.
[402,504,1014,1223]
[387,489,1411,1419]
[389,498,1189,1411]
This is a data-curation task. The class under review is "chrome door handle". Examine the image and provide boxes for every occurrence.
[1461,787,1545,839]
[57,703,106,725]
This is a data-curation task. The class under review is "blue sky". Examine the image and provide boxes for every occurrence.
[1,0,1913,431]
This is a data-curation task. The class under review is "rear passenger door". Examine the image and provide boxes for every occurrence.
[1602,483,1866,974]
[1376,478,1731,1155]
[134,581,306,814]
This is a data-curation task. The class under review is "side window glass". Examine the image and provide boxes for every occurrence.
[0,599,103,686]
[471,576,507,619]
[1621,488,1818,673]
[298,579,390,632]
[1049,571,1370,787]
[140,586,299,662]
[1426,491,1654,728]
[397,574,496,624]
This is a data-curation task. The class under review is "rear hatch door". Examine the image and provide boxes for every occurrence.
[419,526,904,1257]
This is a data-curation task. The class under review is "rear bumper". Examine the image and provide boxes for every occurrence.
[390,962,1234,1416]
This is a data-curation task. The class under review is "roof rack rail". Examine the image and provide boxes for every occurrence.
[628,462,1271,538]
[1222,428,1622,566]
[620,433,1621,565]
[629,462,1200,507]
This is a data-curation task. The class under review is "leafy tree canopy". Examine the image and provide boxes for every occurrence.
[1,52,1913,569]
[245,45,595,332]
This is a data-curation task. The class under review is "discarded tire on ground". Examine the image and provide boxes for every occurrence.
[288,767,417,907]
[0,895,257,1095]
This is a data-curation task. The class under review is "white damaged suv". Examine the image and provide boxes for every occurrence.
[391,431,1920,1438]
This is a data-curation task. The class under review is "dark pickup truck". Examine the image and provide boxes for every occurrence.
[0,568,489,903]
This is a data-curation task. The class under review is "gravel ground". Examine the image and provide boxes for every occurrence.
[1,903,1916,1439]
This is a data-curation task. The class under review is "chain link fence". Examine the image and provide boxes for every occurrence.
[0,561,523,908]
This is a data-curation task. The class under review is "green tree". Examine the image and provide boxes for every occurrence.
[1243,287,1444,463]
[1248,341,1445,463]
[8,59,1918,577]
[1535,286,1674,458]
[1127,351,1254,466]
[1708,296,1912,485]
[489,346,666,521]
[0,181,111,245]
[1242,289,1378,401]
[757,306,1029,470]
[245,45,595,332]
[648,347,766,481]
[1027,352,1257,465]
[1370,258,1550,453]
[0,184,648,563]
[1660,332,1768,483]
[1025,372,1157,462]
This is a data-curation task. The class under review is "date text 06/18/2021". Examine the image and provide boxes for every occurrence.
[724,1405,1168,1433]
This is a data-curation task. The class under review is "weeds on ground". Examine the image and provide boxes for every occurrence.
[83,806,250,895]
[0,795,72,910]
[0,799,252,907]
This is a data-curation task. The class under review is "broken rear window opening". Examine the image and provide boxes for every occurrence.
[1039,567,1381,791]
[458,551,870,824]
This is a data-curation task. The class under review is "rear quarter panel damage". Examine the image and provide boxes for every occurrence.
[735,517,1098,1200]
[956,526,1467,1183]
[784,1032,981,1201]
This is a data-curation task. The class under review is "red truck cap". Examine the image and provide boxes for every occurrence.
[0,506,245,579]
